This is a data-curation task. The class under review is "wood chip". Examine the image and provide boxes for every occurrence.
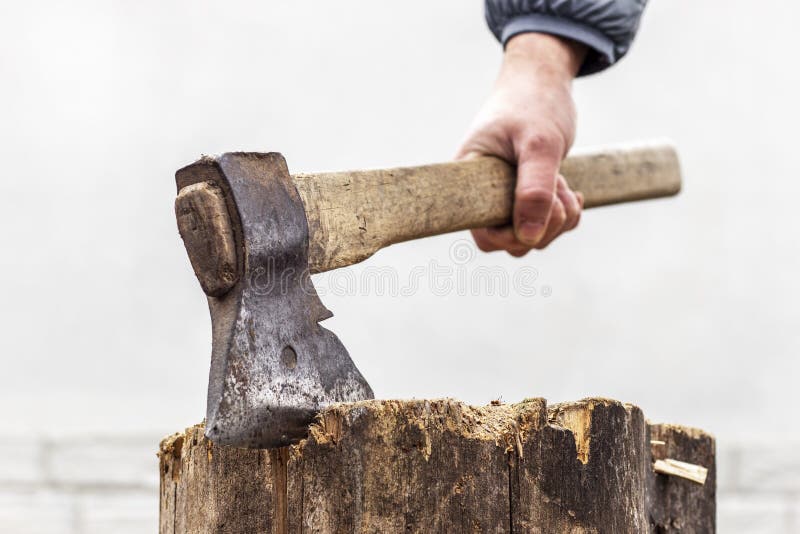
[653,458,708,485]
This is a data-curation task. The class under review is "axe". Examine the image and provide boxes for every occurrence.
[174,141,681,448]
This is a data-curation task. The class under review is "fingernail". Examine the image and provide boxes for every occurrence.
[518,221,546,245]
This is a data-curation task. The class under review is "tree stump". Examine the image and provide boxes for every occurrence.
[158,398,715,533]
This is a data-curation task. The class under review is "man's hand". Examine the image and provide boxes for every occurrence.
[457,33,587,256]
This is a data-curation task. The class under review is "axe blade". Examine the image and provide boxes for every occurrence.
[176,152,373,448]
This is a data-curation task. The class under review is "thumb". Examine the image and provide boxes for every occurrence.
[513,143,561,246]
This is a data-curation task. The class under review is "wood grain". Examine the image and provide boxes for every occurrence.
[159,397,714,533]
[295,140,681,273]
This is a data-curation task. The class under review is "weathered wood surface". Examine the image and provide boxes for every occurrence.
[175,181,239,297]
[159,398,714,534]
[649,425,716,532]
[295,141,681,272]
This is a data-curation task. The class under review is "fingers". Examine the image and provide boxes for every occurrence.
[533,197,567,249]
[471,227,516,253]
[468,135,583,257]
[557,175,581,231]
[513,139,562,247]
[472,173,582,256]
[526,176,582,249]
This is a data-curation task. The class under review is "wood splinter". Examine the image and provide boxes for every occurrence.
[653,458,709,485]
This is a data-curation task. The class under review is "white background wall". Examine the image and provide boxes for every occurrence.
[1,1,798,531]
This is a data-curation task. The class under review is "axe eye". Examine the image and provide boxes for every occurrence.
[281,346,298,370]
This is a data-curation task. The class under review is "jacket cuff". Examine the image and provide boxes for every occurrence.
[500,14,617,76]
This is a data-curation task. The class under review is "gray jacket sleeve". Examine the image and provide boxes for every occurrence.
[485,0,648,76]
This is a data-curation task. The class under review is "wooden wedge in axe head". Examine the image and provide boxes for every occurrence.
[174,140,681,448]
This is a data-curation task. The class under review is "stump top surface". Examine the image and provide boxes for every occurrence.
[160,396,713,460]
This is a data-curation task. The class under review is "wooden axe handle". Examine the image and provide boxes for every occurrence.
[294,140,681,273]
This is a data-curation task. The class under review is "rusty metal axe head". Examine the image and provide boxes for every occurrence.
[175,152,373,448]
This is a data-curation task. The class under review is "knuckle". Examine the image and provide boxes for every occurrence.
[520,130,563,156]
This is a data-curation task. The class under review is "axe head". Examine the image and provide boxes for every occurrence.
[175,152,373,448]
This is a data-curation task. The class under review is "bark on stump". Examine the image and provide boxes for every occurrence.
[159,398,715,533]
